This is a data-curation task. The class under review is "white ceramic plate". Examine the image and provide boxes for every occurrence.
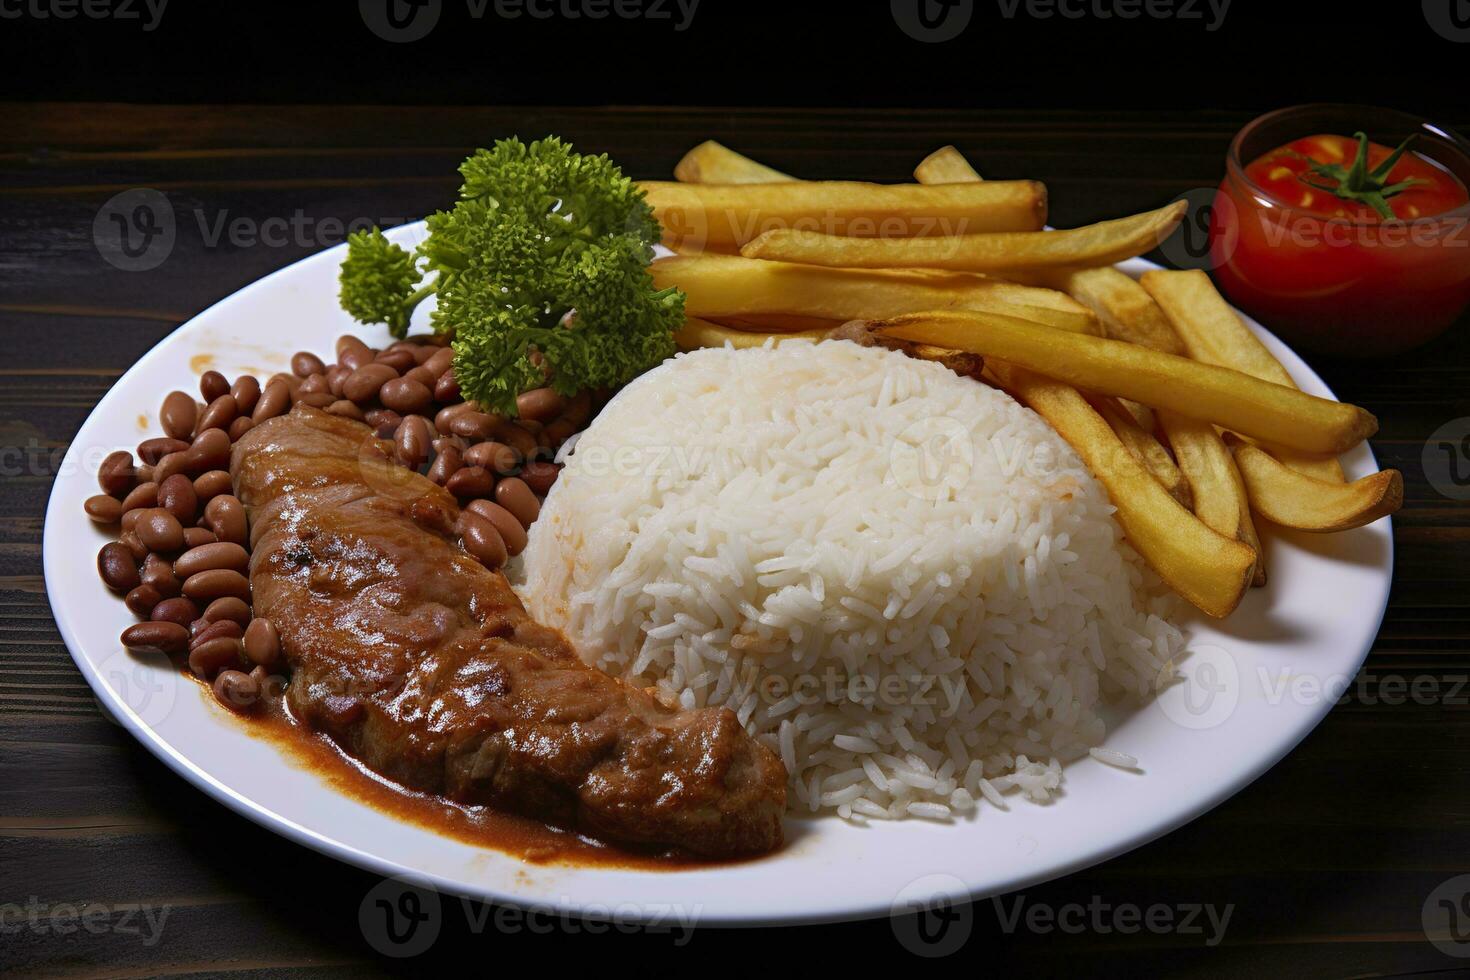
[44,225,1392,926]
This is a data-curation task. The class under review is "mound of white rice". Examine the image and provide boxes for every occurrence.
[520,341,1183,822]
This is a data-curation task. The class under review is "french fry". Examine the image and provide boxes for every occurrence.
[1225,435,1403,531]
[1139,269,1346,483]
[674,317,828,351]
[988,362,1256,618]
[715,313,845,334]
[1160,411,1265,586]
[914,145,983,184]
[874,310,1379,455]
[740,202,1187,273]
[1091,396,1192,509]
[1031,267,1188,356]
[650,253,1102,335]
[674,141,792,184]
[640,179,1048,251]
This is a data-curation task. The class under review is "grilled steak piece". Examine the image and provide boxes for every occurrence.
[231,406,785,857]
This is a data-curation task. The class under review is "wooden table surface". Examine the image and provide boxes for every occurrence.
[3,104,1469,978]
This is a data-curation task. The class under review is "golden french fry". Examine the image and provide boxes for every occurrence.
[914,145,983,184]
[715,313,845,334]
[1031,266,1188,356]
[989,362,1256,618]
[674,317,828,351]
[674,140,792,184]
[740,202,1187,273]
[641,179,1048,252]
[650,253,1102,335]
[1159,411,1265,586]
[1139,269,1346,483]
[874,310,1379,455]
[1225,435,1403,531]
[1092,396,1192,509]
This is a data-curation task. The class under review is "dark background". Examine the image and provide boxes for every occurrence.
[6,2,1470,978]
[5,0,1466,116]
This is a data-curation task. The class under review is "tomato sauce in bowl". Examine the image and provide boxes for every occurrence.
[1209,105,1470,356]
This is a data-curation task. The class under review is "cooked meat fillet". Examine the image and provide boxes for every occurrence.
[231,405,785,857]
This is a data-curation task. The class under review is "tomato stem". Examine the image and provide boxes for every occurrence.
[1297,131,1426,220]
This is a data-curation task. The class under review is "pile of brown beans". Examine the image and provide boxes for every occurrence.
[89,333,588,714]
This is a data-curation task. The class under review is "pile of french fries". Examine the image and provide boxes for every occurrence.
[646,140,1402,619]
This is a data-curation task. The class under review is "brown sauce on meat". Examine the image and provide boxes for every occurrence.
[209,674,721,870]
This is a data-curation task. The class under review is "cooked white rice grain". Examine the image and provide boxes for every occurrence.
[519,341,1182,820]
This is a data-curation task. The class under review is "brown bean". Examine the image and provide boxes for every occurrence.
[515,418,543,437]
[374,348,416,373]
[157,473,198,524]
[202,596,251,627]
[380,377,432,415]
[98,542,140,593]
[291,351,326,378]
[449,411,501,442]
[227,416,255,442]
[252,664,287,699]
[494,421,538,458]
[160,391,197,440]
[190,618,243,649]
[124,583,162,617]
[543,419,577,446]
[136,508,185,552]
[121,509,143,534]
[119,481,158,514]
[182,527,217,549]
[427,446,462,486]
[434,401,477,434]
[269,371,302,394]
[403,364,436,388]
[121,621,189,655]
[326,399,364,420]
[339,345,374,372]
[118,530,149,562]
[494,477,540,527]
[464,499,528,556]
[516,387,566,422]
[138,436,190,466]
[204,494,247,545]
[432,434,467,455]
[462,441,519,475]
[243,618,282,669]
[298,372,329,395]
[252,379,291,422]
[521,460,561,496]
[445,465,494,499]
[182,568,250,602]
[200,370,230,402]
[562,390,593,426]
[84,494,123,524]
[364,407,400,430]
[460,511,508,570]
[150,596,200,628]
[230,375,261,415]
[98,450,136,496]
[343,362,399,403]
[189,638,244,679]
[336,334,369,360]
[189,428,232,472]
[423,346,455,377]
[395,415,432,469]
[151,451,189,485]
[326,364,350,398]
[296,392,335,408]
[433,369,461,403]
[175,541,249,578]
[192,470,232,502]
[197,394,237,434]
[135,463,155,484]
[141,552,182,598]
[212,668,260,712]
